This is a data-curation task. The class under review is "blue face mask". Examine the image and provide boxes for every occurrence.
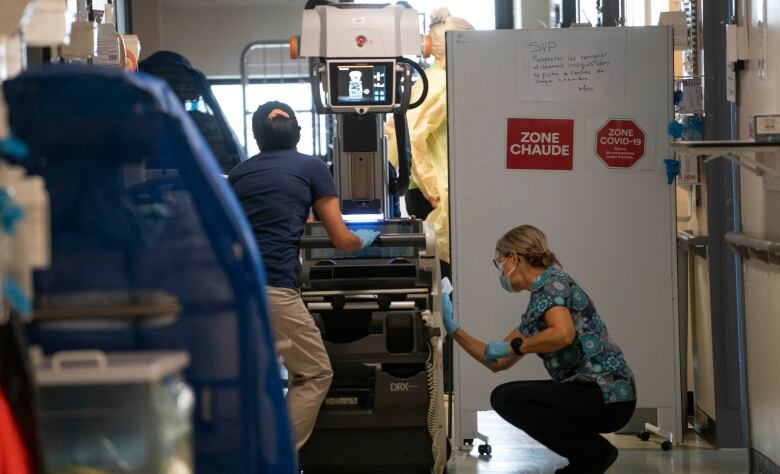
[498,259,518,293]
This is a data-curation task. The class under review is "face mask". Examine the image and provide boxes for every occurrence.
[498,258,518,293]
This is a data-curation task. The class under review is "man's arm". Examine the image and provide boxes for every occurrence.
[312,196,362,252]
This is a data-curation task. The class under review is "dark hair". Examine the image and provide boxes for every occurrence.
[252,101,301,151]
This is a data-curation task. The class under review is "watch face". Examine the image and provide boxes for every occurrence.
[511,337,523,355]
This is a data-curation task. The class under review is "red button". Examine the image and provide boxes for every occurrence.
[356,35,367,47]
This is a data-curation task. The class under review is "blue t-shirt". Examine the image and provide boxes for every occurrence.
[228,150,337,289]
[519,267,637,404]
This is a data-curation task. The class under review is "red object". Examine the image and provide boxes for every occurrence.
[595,119,646,168]
[356,35,367,47]
[506,118,574,170]
[0,390,32,474]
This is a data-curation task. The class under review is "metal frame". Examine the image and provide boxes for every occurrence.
[725,232,780,265]
[239,40,324,157]
[671,141,780,177]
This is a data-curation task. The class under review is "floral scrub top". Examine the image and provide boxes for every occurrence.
[519,267,637,404]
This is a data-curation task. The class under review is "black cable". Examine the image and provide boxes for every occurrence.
[392,111,411,196]
[390,59,429,196]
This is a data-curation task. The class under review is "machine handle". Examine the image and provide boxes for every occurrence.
[398,63,413,111]
[300,233,427,249]
[310,63,327,114]
[396,57,428,110]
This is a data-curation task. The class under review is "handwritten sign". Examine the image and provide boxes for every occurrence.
[517,29,626,102]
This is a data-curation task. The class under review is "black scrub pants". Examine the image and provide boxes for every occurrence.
[490,380,636,469]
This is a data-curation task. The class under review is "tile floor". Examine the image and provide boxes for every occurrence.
[447,411,750,473]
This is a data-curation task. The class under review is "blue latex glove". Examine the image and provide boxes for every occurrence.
[441,292,459,336]
[3,279,31,318]
[664,159,680,185]
[484,341,511,364]
[0,135,29,160]
[0,189,24,236]
[667,121,685,140]
[354,229,380,249]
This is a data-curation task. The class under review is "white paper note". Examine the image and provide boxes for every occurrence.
[517,29,626,103]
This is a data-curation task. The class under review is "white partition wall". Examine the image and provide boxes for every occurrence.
[446,27,681,445]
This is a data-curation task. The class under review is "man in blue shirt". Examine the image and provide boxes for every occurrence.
[229,101,378,450]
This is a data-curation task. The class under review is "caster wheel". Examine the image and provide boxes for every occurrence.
[478,444,492,456]
[463,438,474,446]
[661,441,673,451]
[637,431,651,441]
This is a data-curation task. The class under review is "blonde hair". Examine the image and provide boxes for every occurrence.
[495,225,562,268]
[429,8,474,60]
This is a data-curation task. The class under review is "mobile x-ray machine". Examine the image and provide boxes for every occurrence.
[291,2,448,473]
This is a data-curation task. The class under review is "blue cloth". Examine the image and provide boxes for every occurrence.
[355,229,380,249]
[484,341,511,363]
[228,151,337,289]
[518,267,636,403]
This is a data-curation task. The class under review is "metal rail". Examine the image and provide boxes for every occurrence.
[725,232,780,265]
[300,233,428,249]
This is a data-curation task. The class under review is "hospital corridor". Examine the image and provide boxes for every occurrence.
[0,0,778,473]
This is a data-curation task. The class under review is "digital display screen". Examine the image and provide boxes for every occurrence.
[329,62,394,106]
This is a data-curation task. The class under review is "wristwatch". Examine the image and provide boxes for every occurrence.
[510,337,524,356]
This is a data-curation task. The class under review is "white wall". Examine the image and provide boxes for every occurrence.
[737,0,780,467]
[133,4,302,77]
[131,0,162,59]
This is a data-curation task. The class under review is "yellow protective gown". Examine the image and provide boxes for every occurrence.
[385,63,450,262]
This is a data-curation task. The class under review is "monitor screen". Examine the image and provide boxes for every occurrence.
[329,61,394,106]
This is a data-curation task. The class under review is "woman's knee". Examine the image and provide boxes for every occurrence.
[490,383,517,412]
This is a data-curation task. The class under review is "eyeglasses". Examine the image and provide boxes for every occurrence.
[493,253,518,269]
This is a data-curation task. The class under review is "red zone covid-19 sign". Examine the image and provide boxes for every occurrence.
[595,119,646,168]
[506,118,575,170]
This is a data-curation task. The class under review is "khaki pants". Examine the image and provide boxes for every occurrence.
[265,286,333,450]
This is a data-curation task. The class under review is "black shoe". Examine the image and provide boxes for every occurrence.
[556,444,618,474]
[581,445,618,473]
